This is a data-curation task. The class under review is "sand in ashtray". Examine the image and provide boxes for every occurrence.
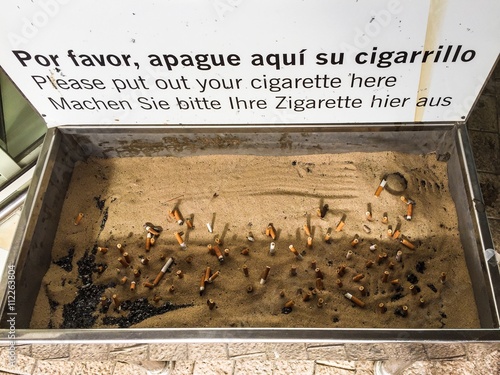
[30,152,480,329]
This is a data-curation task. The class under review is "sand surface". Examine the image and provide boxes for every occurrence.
[30,152,480,329]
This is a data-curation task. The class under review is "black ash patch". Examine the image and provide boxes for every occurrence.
[53,247,75,272]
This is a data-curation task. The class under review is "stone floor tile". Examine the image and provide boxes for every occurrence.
[468,95,498,132]
[108,343,148,361]
[306,344,347,360]
[382,343,427,361]
[314,361,354,375]
[72,361,115,375]
[188,343,228,361]
[149,343,188,361]
[33,359,75,375]
[433,360,476,375]
[69,344,109,361]
[424,343,466,360]
[401,360,434,375]
[169,361,195,375]
[0,348,36,375]
[274,360,314,375]
[192,360,234,375]
[468,348,500,374]
[31,344,70,360]
[228,343,271,359]
[268,343,307,360]
[345,344,388,361]
[488,218,500,251]
[111,361,149,375]
[233,360,273,375]
[468,131,500,174]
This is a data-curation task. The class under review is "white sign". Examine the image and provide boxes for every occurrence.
[0,0,499,127]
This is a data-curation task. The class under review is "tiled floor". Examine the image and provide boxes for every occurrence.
[0,63,499,374]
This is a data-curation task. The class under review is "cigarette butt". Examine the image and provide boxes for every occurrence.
[169,285,175,293]
[400,238,415,250]
[199,273,206,295]
[159,253,166,260]
[123,252,131,264]
[365,260,374,268]
[387,226,393,237]
[133,270,141,280]
[400,305,409,317]
[303,224,311,237]
[204,267,211,283]
[242,265,249,277]
[145,233,152,251]
[213,245,224,263]
[316,278,324,290]
[260,266,271,284]
[240,248,250,255]
[130,281,136,291]
[150,236,155,247]
[324,231,332,243]
[269,242,276,255]
[382,212,388,224]
[144,281,154,289]
[279,289,285,298]
[374,178,387,197]
[268,224,277,240]
[378,302,387,313]
[247,232,255,242]
[284,300,295,308]
[406,203,413,221]
[206,222,213,233]
[224,248,230,257]
[369,244,377,251]
[337,265,346,277]
[112,294,120,308]
[317,298,324,308]
[336,279,343,288]
[141,257,150,265]
[208,271,220,283]
[319,204,329,218]
[118,257,129,268]
[311,260,317,270]
[440,272,446,283]
[303,291,312,301]
[382,270,389,283]
[307,236,313,248]
[289,245,303,260]
[401,196,409,204]
[173,209,184,225]
[247,285,253,293]
[346,250,353,259]
[409,284,417,295]
[153,257,174,285]
[144,224,160,236]
[419,298,425,307]
[392,229,401,239]
[185,255,193,263]
[120,276,128,285]
[335,219,345,232]
[388,261,395,270]
[168,210,175,219]
[176,270,184,279]
[97,246,108,254]
[365,203,372,221]
[74,212,84,226]
[352,273,365,282]
[350,234,360,247]
[186,217,194,229]
[344,292,365,307]
[174,231,187,249]
[207,299,216,310]
[395,250,403,262]
[377,254,385,265]
[290,266,297,276]
[363,224,371,234]
[116,243,124,253]
[153,295,161,303]
[358,285,366,296]
[390,279,400,285]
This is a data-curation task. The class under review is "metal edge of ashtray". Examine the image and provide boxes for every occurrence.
[384,173,408,195]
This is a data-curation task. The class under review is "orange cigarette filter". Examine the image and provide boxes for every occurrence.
[303,224,311,237]
[199,273,206,295]
[335,219,345,232]
[400,238,415,250]
[130,281,136,291]
[406,203,413,221]
[316,278,324,290]
[173,209,184,225]
[260,266,271,284]
[186,218,194,229]
[268,223,277,240]
[336,279,343,288]
[307,236,313,248]
[382,271,390,283]
[382,212,389,224]
[74,212,84,226]
[242,265,249,277]
[284,300,295,308]
[392,229,401,239]
[365,203,372,221]
[208,271,220,283]
[289,245,299,256]
[378,302,387,313]
[317,298,324,308]
[174,231,187,249]
[116,243,124,253]
[350,234,359,247]
[97,246,108,254]
[344,292,365,307]
[374,178,387,197]
[112,294,120,308]
[352,273,365,282]
[204,266,212,283]
[123,252,131,263]
[118,257,129,268]
[213,245,224,262]
[400,195,409,204]
[145,233,152,251]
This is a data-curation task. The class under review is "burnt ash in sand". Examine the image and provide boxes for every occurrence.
[102,298,193,328]
[53,247,75,272]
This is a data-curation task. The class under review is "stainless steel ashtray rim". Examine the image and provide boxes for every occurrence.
[0,123,499,343]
